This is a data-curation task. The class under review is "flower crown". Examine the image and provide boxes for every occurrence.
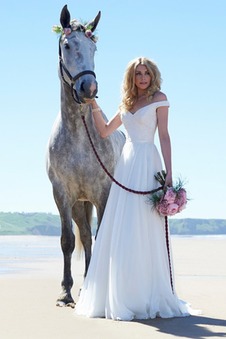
[52,19,98,43]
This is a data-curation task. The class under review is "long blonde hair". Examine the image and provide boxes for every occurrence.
[120,57,162,111]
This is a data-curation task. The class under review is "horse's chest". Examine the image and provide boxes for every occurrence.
[49,124,114,195]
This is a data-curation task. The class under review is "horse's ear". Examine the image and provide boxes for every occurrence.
[60,5,71,28]
[85,11,101,32]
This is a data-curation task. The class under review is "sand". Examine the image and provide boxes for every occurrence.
[0,236,226,339]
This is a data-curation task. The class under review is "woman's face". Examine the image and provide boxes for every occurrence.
[134,64,151,90]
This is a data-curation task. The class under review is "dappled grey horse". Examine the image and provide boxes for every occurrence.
[46,5,125,307]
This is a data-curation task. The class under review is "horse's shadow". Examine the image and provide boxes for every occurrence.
[134,315,226,338]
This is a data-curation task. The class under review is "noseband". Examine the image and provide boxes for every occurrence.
[58,39,96,104]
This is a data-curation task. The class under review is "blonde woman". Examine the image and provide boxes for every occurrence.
[76,57,195,320]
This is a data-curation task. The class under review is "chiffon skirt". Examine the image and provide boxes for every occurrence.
[75,141,196,320]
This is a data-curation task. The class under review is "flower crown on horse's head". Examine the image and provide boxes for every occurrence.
[52,5,100,43]
[52,20,98,43]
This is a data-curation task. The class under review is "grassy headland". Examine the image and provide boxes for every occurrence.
[0,212,226,236]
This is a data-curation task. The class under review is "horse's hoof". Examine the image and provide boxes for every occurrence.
[56,300,66,307]
[56,300,75,308]
[66,302,75,308]
[56,291,75,308]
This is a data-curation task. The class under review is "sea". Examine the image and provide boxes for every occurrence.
[0,236,62,276]
[1,235,226,276]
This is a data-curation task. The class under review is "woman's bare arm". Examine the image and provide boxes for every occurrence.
[89,100,122,138]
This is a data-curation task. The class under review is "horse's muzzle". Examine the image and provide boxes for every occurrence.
[77,78,98,103]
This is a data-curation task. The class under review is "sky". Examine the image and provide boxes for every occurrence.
[0,0,225,219]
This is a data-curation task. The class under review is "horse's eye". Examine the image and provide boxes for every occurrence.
[63,39,70,50]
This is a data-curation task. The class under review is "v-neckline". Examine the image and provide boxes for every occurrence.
[128,100,168,115]
[129,102,156,115]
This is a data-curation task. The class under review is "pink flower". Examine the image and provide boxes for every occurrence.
[85,29,92,38]
[164,187,177,204]
[63,27,71,36]
[178,201,187,212]
[154,188,187,216]
[175,188,187,206]
[156,200,168,216]
[167,203,179,216]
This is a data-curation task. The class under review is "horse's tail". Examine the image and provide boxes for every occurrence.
[75,224,84,259]
[74,201,93,259]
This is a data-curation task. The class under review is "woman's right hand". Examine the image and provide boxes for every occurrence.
[84,98,98,108]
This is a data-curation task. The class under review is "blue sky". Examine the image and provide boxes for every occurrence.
[0,0,225,219]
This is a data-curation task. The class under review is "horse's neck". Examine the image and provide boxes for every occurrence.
[60,85,92,130]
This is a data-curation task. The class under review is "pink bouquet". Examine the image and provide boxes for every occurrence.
[150,171,187,217]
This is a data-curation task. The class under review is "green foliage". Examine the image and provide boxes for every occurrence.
[52,25,63,34]
[0,212,61,236]
[0,212,226,236]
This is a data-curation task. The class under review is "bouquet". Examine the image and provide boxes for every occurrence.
[150,170,187,217]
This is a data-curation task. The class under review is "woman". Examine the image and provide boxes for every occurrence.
[76,57,194,320]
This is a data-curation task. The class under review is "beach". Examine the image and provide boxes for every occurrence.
[0,236,226,339]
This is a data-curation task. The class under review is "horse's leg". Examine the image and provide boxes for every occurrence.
[53,191,75,307]
[95,193,109,237]
[59,212,75,307]
[72,201,93,276]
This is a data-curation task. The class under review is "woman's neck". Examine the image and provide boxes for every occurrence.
[137,92,148,101]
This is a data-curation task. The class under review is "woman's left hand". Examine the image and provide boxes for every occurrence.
[164,172,172,188]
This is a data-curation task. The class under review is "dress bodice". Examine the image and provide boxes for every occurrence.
[121,100,170,143]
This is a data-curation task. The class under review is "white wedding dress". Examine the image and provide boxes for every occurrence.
[76,101,194,320]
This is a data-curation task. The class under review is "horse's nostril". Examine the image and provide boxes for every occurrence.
[79,79,97,99]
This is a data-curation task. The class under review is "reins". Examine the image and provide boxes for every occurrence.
[81,112,174,293]
[165,216,174,293]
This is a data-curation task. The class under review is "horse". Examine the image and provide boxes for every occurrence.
[46,5,125,307]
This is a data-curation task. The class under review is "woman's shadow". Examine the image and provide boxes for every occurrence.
[135,315,226,338]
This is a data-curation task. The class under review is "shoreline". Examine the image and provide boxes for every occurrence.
[1,234,226,277]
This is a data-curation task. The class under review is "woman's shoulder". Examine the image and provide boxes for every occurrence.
[152,91,169,110]
[152,91,168,102]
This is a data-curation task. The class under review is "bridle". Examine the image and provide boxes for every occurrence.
[58,38,96,104]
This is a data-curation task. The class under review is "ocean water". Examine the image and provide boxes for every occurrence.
[0,236,62,275]
[1,235,226,276]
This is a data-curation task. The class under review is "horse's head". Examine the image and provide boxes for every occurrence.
[58,5,101,104]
